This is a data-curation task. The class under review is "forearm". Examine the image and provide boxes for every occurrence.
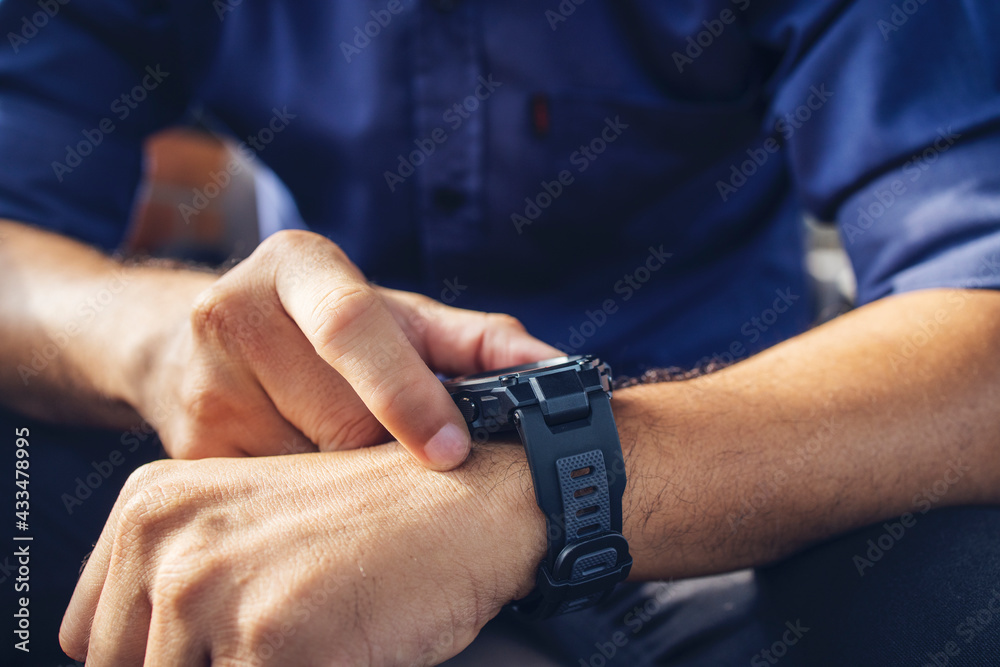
[0,219,213,427]
[612,288,1000,580]
[62,297,999,661]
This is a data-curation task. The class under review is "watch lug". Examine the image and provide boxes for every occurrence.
[529,371,589,425]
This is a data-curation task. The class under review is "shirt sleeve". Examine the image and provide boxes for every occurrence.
[761,0,1000,304]
[0,0,188,251]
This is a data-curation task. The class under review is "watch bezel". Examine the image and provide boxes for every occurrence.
[443,355,611,438]
[444,355,587,388]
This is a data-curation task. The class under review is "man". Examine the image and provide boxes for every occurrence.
[1,1,999,664]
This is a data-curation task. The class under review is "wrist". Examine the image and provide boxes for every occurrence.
[609,381,739,580]
[454,442,548,601]
[609,378,807,580]
[97,265,215,415]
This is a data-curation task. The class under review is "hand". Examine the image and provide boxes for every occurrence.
[59,444,546,666]
[133,229,559,468]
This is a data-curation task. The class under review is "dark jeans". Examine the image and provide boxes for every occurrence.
[4,407,999,665]
[456,506,1000,666]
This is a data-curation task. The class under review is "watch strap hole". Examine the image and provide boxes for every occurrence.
[557,451,611,547]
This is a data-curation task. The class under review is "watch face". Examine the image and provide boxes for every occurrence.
[445,355,583,384]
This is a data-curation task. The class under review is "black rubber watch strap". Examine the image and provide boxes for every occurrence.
[510,388,631,618]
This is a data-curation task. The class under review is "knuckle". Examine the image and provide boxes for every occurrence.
[486,312,526,332]
[258,229,347,264]
[181,375,228,424]
[189,285,237,340]
[364,360,423,419]
[257,228,316,255]
[368,330,408,372]
[260,230,354,296]
[150,550,229,619]
[118,459,174,502]
[309,285,381,351]
[190,283,273,355]
[116,463,188,542]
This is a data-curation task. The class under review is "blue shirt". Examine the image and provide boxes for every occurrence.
[1,0,999,377]
[3,3,1000,660]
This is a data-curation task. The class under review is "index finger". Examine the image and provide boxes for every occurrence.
[267,231,471,470]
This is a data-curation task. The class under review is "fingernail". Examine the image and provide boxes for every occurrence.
[424,423,471,469]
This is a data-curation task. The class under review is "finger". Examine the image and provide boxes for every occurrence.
[60,537,114,660]
[185,286,318,458]
[143,605,211,667]
[60,484,130,661]
[60,462,185,661]
[269,232,471,470]
[165,374,314,459]
[226,402,315,458]
[236,302,390,451]
[83,565,152,666]
[381,289,563,376]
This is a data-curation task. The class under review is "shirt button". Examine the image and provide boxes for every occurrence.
[432,187,467,213]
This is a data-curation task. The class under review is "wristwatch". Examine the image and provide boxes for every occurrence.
[443,355,632,618]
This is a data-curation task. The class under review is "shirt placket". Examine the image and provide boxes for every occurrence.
[411,0,486,290]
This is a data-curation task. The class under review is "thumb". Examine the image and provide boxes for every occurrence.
[380,289,563,376]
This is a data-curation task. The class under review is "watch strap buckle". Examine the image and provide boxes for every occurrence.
[511,533,632,619]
